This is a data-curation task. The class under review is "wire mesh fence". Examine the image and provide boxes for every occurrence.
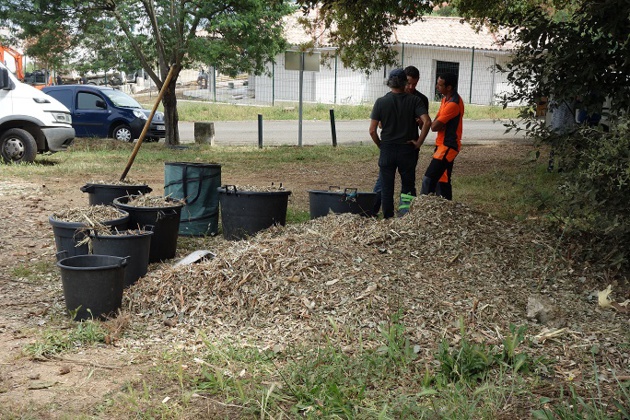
[127,46,516,107]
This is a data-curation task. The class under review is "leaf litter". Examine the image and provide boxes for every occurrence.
[126,195,629,380]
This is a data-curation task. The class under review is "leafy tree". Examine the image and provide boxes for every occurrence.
[1,0,295,145]
[452,0,630,274]
[296,1,433,72]
[432,3,459,17]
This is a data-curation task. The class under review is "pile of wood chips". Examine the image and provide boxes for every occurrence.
[126,195,184,207]
[87,178,148,186]
[125,195,629,376]
[51,205,126,224]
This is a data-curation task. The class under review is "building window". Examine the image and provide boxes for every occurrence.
[435,61,460,100]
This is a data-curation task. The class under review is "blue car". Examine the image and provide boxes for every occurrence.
[42,85,165,142]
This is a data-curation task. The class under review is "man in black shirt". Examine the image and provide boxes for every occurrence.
[371,66,431,217]
[369,68,431,219]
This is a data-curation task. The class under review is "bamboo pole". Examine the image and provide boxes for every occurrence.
[120,65,177,181]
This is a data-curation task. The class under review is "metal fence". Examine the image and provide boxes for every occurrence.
[129,46,514,107]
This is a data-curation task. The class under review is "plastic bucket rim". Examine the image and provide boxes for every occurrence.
[83,182,150,188]
[48,209,130,227]
[90,229,154,240]
[165,161,222,168]
[217,188,292,197]
[308,190,376,196]
[113,195,185,210]
[57,254,128,271]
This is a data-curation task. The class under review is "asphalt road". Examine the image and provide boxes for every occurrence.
[177,119,528,146]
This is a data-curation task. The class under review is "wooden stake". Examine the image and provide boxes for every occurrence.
[120,65,177,181]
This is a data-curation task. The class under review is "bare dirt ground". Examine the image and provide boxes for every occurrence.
[0,143,628,418]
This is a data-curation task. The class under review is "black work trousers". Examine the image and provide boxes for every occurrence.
[379,143,419,219]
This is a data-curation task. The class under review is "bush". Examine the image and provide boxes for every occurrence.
[551,117,630,274]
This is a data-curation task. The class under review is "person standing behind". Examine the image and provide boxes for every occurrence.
[371,65,432,216]
[369,69,431,219]
[420,72,464,200]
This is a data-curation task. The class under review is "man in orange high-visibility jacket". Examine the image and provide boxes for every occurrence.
[421,72,464,200]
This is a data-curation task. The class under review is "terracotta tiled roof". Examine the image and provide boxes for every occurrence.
[284,14,513,52]
[394,17,511,51]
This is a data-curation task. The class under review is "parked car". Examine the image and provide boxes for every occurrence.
[0,62,74,163]
[42,85,165,142]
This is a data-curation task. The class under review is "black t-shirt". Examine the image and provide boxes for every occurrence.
[370,92,428,144]
[413,90,429,112]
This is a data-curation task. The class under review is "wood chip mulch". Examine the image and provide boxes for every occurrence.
[125,195,629,378]
[125,195,185,207]
[50,205,126,224]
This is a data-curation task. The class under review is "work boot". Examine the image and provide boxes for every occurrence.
[397,193,415,216]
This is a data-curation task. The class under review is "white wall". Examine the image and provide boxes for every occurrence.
[254,45,513,106]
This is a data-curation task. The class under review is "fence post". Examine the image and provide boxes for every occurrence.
[334,55,338,105]
[258,114,263,149]
[469,46,475,104]
[272,62,275,107]
[330,109,337,147]
[212,66,216,102]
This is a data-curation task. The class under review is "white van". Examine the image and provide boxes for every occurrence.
[0,62,75,163]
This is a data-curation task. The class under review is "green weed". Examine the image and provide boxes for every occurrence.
[23,320,108,358]
[11,260,55,281]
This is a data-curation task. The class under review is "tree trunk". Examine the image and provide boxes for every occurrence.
[162,75,180,146]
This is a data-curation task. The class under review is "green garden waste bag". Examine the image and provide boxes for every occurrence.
[164,162,221,236]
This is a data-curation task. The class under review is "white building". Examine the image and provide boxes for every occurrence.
[253,16,514,106]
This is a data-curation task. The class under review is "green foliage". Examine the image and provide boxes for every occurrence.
[375,309,418,366]
[187,317,550,418]
[297,1,433,72]
[436,321,536,384]
[546,119,630,274]
[3,0,296,144]
[453,0,630,277]
[500,324,532,373]
[436,336,494,383]
[432,4,460,17]
[532,382,630,420]
[23,320,108,359]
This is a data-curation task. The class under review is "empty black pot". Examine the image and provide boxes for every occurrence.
[56,254,127,321]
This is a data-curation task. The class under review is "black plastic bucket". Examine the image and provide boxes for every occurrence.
[90,229,153,288]
[218,185,291,241]
[164,162,221,236]
[308,187,377,219]
[113,196,184,262]
[49,210,130,257]
[56,254,127,321]
[80,183,152,206]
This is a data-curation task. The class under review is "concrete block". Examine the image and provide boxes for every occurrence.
[194,122,215,145]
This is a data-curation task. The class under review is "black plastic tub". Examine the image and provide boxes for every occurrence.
[218,185,291,241]
[49,209,130,257]
[308,187,377,219]
[56,254,127,321]
[90,229,153,288]
[113,196,184,262]
[80,183,152,206]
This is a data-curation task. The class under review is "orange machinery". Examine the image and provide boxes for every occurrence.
[0,45,25,81]
[0,45,54,89]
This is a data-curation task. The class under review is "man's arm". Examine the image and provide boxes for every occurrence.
[410,114,431,149]
[431,119,445,132]
[369,119,381,147]
[432,101,460,132]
